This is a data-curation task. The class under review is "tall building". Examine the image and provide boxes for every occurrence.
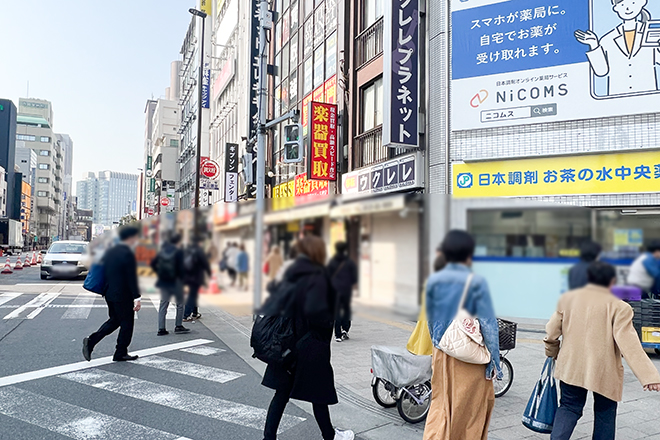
[139,99,157,219]
[17,98,63,245]
[55,134,74,241]
[20,179,32,243]
[77,171,138,227]
[0,99,18,221]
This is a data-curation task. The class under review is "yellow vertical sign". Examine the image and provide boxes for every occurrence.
[200,0,212,15]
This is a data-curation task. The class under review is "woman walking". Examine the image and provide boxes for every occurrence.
[261,235,354,440]
[424,230,501,440]
[264,245,284,282]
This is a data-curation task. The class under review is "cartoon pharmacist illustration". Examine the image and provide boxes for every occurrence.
[575,0,660,96]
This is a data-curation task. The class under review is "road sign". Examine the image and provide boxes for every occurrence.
[147,208,154,216]
[201,159,220,179]
[160,197,170,207]
[200,179,219,190]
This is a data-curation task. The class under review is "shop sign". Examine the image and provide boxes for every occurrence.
[149,178,155,192]
[272,173,329,211]
[342,152,423,195]
[453,150,660,198]
[201,159,220,179]
[224,143,238,202]
[200,0,212,15]
[451,0,660,131]
[146,156,152,171]
[307,101,338,181]
[213,57,235,100]
[201,67,211,109]
[200,178,220,190]
[383,0,419,149]
[247,0,261,140]
[302,93,313,136]
[614,229,643,248]
[324,75,337,105]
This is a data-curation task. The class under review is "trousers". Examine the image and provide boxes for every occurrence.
[263,387,335,440]
[158,283,184,329]
[88,299,134,357]
[551,382,618,440]
[184,283,200,317]
[334,292,352,338]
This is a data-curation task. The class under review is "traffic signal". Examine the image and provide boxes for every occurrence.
[240,152,254,184]
[283,123,303,163]
[245,183,256,199]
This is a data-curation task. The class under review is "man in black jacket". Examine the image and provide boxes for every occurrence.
[327,241,358,342]
[151,234,190,336]
[568,241,602,290]
[83,226,142,362]
[183,240,211,321]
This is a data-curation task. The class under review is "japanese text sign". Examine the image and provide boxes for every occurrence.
[272,173,329,211]
[307,102,338,181]
[383,0,419,149]
[224,143,239,202]
[453,150,660,198]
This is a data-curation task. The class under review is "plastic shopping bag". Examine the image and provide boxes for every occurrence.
[522,357,558,434]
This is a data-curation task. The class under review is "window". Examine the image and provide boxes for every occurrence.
[364,0,384,29]
[38,163,50,170]
[290,70,298,104]
[170,139,179,147]
[314,6,325,48]
[290,1,299,32]
[282,43,290,80]
[290,35,298,69]
[40,136,51,143]
[326,0,337,30]
[362,78,383,131]
[304,18,314,57]
[39,150,50,156]
[314,46,324,88]
[38,177,49,184]
[17,134,36,142]
[304,57,313,95]
[305,0,313,17]
[326,32,337,79]
[37,191,49,197]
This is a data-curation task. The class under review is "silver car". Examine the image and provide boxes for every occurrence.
[41,241,90,280]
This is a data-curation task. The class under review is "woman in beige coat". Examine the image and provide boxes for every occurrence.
[545,261,660,440]
[264,245,284,282]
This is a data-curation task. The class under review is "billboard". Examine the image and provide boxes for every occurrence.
[307,102,338,181]
[342,152,424,195]
[451,0,660,131]
[224,143,238,202]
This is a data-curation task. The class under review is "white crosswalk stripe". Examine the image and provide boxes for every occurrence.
[3,291,62,319]
[61,292,97,319]
[0,292,22,306]
[180,346,225,356]
[149,295,178,319]
[0,386,192,440]
[134,355,244,383]
[61,368,306,433]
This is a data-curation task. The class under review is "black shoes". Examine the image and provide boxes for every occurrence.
[174,325,191,334]
[157,329,169,336]
[192,313,202,319]
[113,354,139,362]
[82,337,92,361]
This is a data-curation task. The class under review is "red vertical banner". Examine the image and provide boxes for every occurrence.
[307,101,338,181]
[324,75,337,105]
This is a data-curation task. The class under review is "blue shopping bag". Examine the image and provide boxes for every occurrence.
[83,263,106,295]
[522,357,558,434]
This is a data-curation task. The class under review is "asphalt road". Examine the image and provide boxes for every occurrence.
[0,268,325,440]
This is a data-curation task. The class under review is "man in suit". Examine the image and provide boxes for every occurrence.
[83,226,142,362]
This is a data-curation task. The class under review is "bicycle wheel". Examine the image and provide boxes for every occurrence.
[372,378,397,408]
[397,381,432,424]
[494,356,513,398]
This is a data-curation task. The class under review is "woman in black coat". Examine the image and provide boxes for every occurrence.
[261,235,355,440]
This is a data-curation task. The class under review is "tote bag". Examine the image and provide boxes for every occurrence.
[83,263,106,295]
[407,283,433,356]
[522,357,559,434]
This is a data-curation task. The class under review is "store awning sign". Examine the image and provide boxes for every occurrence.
[453,150,660,198]
[224,143,238,202]
[342,152,424,195]
[307,101,338,181]
[272,172,329,211]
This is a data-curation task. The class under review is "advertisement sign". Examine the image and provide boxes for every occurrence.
[451,0,660,131]
[302,93,313,136]
[146,156,152,171]
[383,0,419,149]
[224,143,239,202]
[272,173,330,211]
[200,0,212,15]
[452,150,660,198]
[342,152,424,195]
[201,159,220,179]
[614,229,644,248]
[202,67,211,109]
[149,178,155,192]
[213,58,235,100]
[200,179,220,190]
[324,75,337,104]
[247,0,260,140]
[307,102,338,181]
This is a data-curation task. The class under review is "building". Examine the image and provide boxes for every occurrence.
[73,207,93,242]
[76,171,138,227]
[139,99,157,219]
[16,98,63,246]
[0,99,18,222]
[20,179,32,243]
[55,134,74,241]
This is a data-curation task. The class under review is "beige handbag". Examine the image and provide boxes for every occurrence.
[438,273,491,365]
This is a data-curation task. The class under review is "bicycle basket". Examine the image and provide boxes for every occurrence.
[498,318,517,351]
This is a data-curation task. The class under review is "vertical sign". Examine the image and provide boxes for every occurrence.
[146,156,152,171]
[307,102,338,181]
[224,143,239,202]
[383,0,419,149]
[247,0,260,141]
[202,67,211,109]
[200,0,212,15]
[301,93,313,136]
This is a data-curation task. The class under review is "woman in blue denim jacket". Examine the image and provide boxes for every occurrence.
[423,230,501,440]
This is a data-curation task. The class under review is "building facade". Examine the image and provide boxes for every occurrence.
[55,134,74,241]
[77,171,138,227]
[0,99,18,222]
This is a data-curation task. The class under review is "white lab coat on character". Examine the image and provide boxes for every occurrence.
[586,22,660,95]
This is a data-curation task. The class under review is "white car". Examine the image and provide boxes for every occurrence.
[41,240,90,280]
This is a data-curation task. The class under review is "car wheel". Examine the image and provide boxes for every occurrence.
[41,274,48,280]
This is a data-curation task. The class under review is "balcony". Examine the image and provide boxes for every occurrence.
[353,125,386,169]
[356,17,384,69]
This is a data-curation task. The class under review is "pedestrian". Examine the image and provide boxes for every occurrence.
[274,243,299,284]
[183,239,211,322]
[236,244,249,291]
[264,245,284,282]
[627,239,660,298]
[261,236,354,440]
[545,261,660,440]
[568,240,602,290]
[82,226,142,362]
[150,234,190,336]
[225,242,240,286]
[423,230,501,440]
[327,241,358,342]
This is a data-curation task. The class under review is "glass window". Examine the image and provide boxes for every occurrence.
[305,0,313,17]
[281,77,290,111]
[304,57,313,95]
[304,18,314,57]
[364,0,384,29]
[290,70,298,105]
[39,150,50,156]
[282,10,290,43]
[326,32,337,78]
[37,191,49,197]
[275,86,282,117]
[275,21,282,53]
[38,177,49,183]
[361,77,383,132]
[314,46,324,88]
[16,134,36,142]
[290,34,299,69]
[38,163,50,170]
[314,6,325,48]
[40,136,51,143]
[275,52,281,86]
[281,43,290,81]
[282,0,290,12]
[290,1,299,32]
[170,139,179,147]
[325,0,337,30]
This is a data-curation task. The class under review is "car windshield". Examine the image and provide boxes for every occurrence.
[48,243,87,254]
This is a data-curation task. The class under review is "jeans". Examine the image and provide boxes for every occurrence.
[335,292,352,339]
[551,382,617,440]
[264,389,335,440]
[158,283,184,330]
[88,300,134,357]
[184,283,200,317]
[238,272,248,290]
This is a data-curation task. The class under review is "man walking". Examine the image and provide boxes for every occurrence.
[225,242,240,286]
[236,244,249,291]
[327,241,358,342]
[151,234,190,336]
[83,226,142,362]
[183,240,211,321]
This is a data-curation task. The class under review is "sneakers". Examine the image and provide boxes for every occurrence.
[334,428,355,440]
[335,337,343,342]
[174,325,191,334]
[157,329,169,336]
[183,316,194,323]
[192,313,202,319]
[342,331,350,341]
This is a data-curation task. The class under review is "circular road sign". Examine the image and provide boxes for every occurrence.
[160,197,170,207]
[201,159,220,179]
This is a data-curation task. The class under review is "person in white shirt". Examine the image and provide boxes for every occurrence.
[628,240,660,298]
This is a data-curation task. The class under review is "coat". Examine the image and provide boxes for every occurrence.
[544,284,660,402]
[103,243,140,304]
[150,243,185,288]
[327,254,358,296]
[265,251,284,280]
[261,256,339,405]
[183,245,211,286]
[236,251,249,274]
[586,22,660,96]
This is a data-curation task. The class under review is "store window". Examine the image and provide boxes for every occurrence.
[304,57,313,95]
[282,10,290,43]
[325,0,337,30]
[595,210,660,260]
[282,43,290,81]
[290,1,299,32]
[305,0,313,17]
[290,35,298,70]
[325,32,337,78]
[304,18,314,57]
[314,46,324,88]
[290,70,298,105]
[314,6,325,48]
[363,0,384,30]
[361,77,383,132]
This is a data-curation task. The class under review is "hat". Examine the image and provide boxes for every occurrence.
[118,226,140,241]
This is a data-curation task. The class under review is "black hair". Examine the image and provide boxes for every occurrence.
[580,241,602,262]
[440,230,475,263]
[433,254,447,272]
[648,240,660,253]
[169,234,182,245]
[335,241,348,254]
[118,226,139,241]
[587,261,616,287]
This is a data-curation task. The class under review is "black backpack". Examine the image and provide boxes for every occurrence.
[184,248,197,272]
[157,249,178,282]
[250,278,299,366]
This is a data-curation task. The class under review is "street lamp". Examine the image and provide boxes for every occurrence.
[189,7,207,241]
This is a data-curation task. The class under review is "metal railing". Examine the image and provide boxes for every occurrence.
[353,125,385,169]
[356,17,384,69]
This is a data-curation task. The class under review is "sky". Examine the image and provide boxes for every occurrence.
[0,0,197,193]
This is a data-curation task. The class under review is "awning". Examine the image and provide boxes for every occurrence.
[330,194,406,218]
[214,215,253,231]
[264,202,331,224]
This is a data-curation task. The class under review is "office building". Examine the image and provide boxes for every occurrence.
[55,134,74,241]
[77,171,138,227]
[0,99,18,222]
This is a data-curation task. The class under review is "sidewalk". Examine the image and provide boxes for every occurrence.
[144,276,660,440]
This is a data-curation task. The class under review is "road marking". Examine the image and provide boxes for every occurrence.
[26,291,63,319]
[3,291,61,319]
[0,338,213,388]
[180,346,225,356]
[62,369,305,433]
[0,386,192,440]
[134,355,244,383]
[15,283,78,286]
[149,295,177,319]
[61,293,97,319]
[0,292,22,306]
